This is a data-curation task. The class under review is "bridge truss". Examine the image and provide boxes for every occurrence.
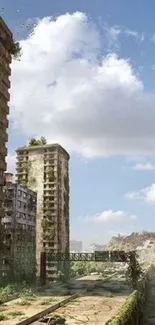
[45,250,136,262]
[40,250,137,284]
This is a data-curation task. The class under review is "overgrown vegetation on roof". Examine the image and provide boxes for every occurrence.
[28,136,47,146]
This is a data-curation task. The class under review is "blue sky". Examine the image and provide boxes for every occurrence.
[2,0,155,248]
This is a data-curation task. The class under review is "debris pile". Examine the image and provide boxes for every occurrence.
[39,314,66,325]
[105,231,155,251]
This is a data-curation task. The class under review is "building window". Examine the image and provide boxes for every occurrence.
[17,212,20,218]
[23,192,27,198]
[22,213,26,219]
[18,190,22,197]
[18,200,21,208]
[23,203,26,210]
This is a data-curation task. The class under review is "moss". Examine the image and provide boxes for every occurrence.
[106,290,145,325]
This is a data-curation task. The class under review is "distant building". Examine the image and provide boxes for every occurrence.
[70,240,82,253]
[0,172,37,280]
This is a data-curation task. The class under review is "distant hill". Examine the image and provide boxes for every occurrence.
[105,231,155,251]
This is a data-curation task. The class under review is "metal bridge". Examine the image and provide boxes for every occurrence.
[40,250,136,284]
[45,250,136,262]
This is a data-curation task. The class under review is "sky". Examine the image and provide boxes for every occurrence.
[1,0,155,249]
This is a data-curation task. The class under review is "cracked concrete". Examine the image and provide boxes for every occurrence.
[49,295,127,325]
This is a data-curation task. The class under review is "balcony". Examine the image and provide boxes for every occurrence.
[43,192,58,198]
[0,160,6,170]
[3,132,8,142]
[0,82,10,102]
[0,41,11,63]
[0,190,4,201]
[0,97,9,114]
[0,207,5,217]
[2,117,8,128]
[0,146,7,156]
[2,75,10,89]
[2,216,12,223]
[0,56,11,75]
[0,175,5,185]
[5,205,13,212]
[0,129,8,142]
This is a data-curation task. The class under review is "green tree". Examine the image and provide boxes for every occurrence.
[40,136,47,145]
[28,138,39,146]
[10,41,21,59]
[28,137,47,146]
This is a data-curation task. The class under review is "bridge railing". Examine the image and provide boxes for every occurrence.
[40,250,136,285]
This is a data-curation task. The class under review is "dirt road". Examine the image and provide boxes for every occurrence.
[34,273,131,325]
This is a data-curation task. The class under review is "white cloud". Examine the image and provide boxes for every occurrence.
[126,184,155,203]
[133,163,155,171]
[86,210,137,222]
[124,29,144,42]
[10,12,155,158]
[104,25,121,50]
[124,29,138,38]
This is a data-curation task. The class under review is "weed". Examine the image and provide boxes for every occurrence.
[0,306,6,312]
[21,288,36,298]
[104,292,114,297]
[16,299,31,306]
[0,313,8,321]
[23,296,37,301]
[40,298,54,305]
[0,285,17,303]
[8,310,25,317]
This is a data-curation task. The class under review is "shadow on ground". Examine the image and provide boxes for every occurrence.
[43,277,131,298]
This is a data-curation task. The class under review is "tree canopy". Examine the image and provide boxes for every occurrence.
[28,137,47,146]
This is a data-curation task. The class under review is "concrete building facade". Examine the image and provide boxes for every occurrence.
[0,17,12,241]
[15,143,70,280]
[0,172,37,280]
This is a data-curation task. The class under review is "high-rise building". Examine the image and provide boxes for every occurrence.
[0,17,12,241]
[70,240,83,253]
[15,143,70,280]
[1,172,37,280]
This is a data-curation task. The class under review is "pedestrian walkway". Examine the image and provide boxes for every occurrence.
[142,275,155,325]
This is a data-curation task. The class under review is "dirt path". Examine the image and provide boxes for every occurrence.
[33,275,131,325]
[46,295,126,325]
[142,276,155,325]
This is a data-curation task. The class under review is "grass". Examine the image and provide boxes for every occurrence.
[0,313,8,321]
[16,299,31,306]
[0,285,18,304]
[40,297,55,305]
[0,283,37,305]
[8,310,25,317]
[0,306,6,312]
